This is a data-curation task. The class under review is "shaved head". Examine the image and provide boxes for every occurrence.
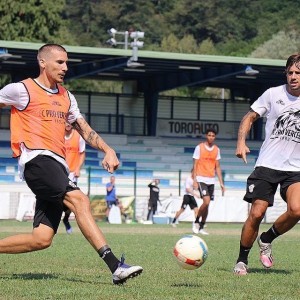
[37,44,67,61]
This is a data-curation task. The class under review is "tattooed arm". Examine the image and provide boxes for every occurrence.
[72,117,119,173]
[236,109,260,163]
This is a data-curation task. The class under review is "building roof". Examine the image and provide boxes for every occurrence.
[0,40,287,98]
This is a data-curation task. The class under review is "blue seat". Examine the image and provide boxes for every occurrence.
[84,160,99,167]
[184,147,194,154]
[90,177,102,184]
[115,169,135,176]
[0,157,16,165]
[0,175,15,182]
[85,151,98,158]
[159,179,170,186]
[0,141,11,147]
[136,170,153,177]
[122,161,136,168]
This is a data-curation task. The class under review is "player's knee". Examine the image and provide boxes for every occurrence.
[69,191,90,209]
[288,206,300,219]
[250,208,265,222]
[33,236,53,250]
[202,202,210,209]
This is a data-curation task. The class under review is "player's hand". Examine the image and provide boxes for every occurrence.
[193,179,198,189]
[74,169,80,177]
[220,184,225,196]
[102,148,119,173]
[235,143,250,164]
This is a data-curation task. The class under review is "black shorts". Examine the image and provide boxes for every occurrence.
[244,166,300,206]
[198,182,215,200]
[148,200,158,212]
[24,155,79,233]
[181,194,198,210]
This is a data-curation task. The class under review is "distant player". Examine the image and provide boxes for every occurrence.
[146,179,160,221]
[63,122,86,234]
[192,128,225,235]
[171,169,199,227]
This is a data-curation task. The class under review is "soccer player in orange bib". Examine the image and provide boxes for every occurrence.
[192,128,225,235]
[63,122,86,233]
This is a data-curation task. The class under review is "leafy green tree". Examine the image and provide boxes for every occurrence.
[250,29,300,59]
[166,0,258,44]
[161,33,199,53]
[161,33,180,52]
[198,38,217,55]
[65,0,173,48]
[0,0,72,44]
[178,35,198,53]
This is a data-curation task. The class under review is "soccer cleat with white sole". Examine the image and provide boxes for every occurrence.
[192,222,200,234]
[257,236,273,268]
[233,261,248,275]
[112,255,143,285]
[199,229,209,235]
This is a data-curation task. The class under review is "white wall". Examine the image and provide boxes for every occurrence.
[0,186,287,224]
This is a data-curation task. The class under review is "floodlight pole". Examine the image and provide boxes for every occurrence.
[107,28,129,49]
[107,28,144,62]
[124,31,128,50]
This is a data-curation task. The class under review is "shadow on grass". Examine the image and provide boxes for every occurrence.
[10,273,59,280]
[249,268,291,275]
[1,273,110,285]
[219,267,291,275]
[171,282,202,288]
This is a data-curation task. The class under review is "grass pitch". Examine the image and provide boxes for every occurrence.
[1,220,300,300]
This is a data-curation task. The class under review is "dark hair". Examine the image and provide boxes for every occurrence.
[205,128,217,135]
[285,54,300,72]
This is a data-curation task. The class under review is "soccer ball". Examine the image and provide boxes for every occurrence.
[173,235,208,270]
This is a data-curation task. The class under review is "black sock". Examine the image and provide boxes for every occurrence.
[195,217,200,223]
[98,245,120,273]
[260,225,280,243]
[200,222,205,230]
[147,211,152,220]
[237,242,252,264]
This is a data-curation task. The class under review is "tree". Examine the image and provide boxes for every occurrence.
[178,35,198,54]
[0,0,72,44]
[65,0,173,48]
[161,33,180,52]
[199,39,217,55]
[166,0,259,45]
[250,29,300,59]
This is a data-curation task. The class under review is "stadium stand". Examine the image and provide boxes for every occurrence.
[0,132,263,221]
[0,133,261,189]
